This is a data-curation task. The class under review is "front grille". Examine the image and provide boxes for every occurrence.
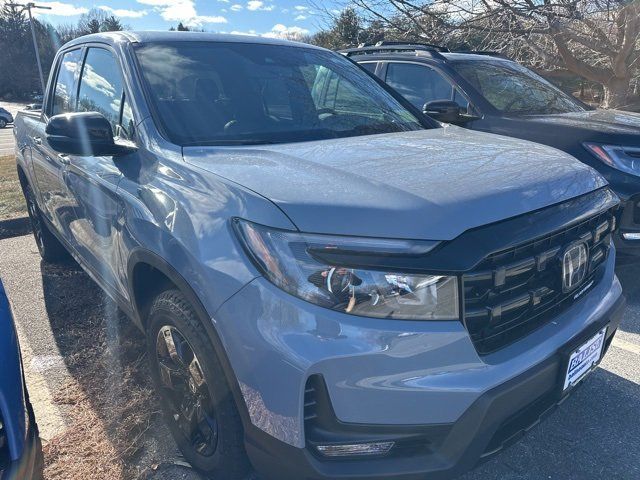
[463,208,616,355]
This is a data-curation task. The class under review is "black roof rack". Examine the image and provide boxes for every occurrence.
[450,50,509,59]
[339,42,511,61]
[370,41,449,52]
[339,41,449,60]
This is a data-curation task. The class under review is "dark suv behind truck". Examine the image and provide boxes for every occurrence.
[345,42,640,255]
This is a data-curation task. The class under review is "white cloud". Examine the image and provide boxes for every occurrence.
[293,5,308,11]
[247,1,274,11]
[136,0,227,26]
[99,5,148,18]
[230,3,243,11]
[294,14,306,21]
[29,1,88,16]
[230,29,257,36]
[263,23,309,40]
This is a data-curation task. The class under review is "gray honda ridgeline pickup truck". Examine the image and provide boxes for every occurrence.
[14,32,625,480]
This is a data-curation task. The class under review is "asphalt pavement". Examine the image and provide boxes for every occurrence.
[0,102,27,156]
[0,231,638,480]
[0,125,15,156]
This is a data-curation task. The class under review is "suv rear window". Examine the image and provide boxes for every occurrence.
[134,42,429,146]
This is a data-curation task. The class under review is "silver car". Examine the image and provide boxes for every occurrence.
[0,107,13,128]
[14,32,625,479]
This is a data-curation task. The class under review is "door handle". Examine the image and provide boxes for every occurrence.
[58,154,70,165]
[32,136,42,145]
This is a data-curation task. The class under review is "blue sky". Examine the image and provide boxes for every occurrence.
[18,0,343,37]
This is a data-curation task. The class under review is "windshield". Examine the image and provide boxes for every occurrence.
[134,42,427,146]
[451,59,586,115]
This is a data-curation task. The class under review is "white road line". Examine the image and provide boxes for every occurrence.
[612,337,640,355]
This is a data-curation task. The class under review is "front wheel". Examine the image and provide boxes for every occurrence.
[23,183,68,262]
[146,290,250,479]
[0,119,6,128]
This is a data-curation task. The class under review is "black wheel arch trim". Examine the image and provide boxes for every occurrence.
[126,248,254,432]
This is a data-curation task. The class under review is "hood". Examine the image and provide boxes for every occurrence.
[184,126,607,241]
[522,109,640,138]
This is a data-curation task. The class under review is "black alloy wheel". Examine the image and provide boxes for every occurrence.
[155,325,219,457]
[146,290,250,479]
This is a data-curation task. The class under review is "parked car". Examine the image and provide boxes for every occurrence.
[344,42,640,255]
[14,32,626,480]
[23,104,42,112]
[0,279,43,479]
[0,107,13,128]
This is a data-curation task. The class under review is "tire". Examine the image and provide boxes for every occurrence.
[146,290,250,479]
[23,183,68,263]
[0,119,6,128]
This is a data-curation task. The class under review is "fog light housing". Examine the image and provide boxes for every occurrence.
[316,441,395,457]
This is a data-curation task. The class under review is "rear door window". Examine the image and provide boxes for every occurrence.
[51,49,83,116]
[359,62,378,74]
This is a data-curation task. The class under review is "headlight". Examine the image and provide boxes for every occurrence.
[583,143,640,176]
[233,219,459,320]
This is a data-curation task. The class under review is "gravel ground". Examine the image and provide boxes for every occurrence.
[0,230,638,480]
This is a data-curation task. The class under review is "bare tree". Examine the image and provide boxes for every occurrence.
[350,0,640,108]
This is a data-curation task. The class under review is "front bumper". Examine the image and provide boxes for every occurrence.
[243,294,626,480]
[214,247,625,479]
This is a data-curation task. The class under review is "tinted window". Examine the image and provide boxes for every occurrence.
[134,42,428,146]
[77,48,125,133]
[452,60,584,115]
[315,67,386,115]
[360,62,377,74]
[51,49,82,116]
[386,63,457,109]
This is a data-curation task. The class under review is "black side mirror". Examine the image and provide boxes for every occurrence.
[423,100,462,124]
[46,112,136,156]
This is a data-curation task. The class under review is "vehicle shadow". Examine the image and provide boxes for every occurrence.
[0,216,30,240]
[38,259,196,479]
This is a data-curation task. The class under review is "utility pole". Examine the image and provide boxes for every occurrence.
[7,2,52,95]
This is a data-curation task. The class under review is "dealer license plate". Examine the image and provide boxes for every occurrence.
[563,327,607,391]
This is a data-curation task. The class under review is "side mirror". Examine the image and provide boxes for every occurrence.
[423,100,462,124]
[46,112,136,156]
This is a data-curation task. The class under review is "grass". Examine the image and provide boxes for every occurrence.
[38,262,166,480]
[0,155,27,220]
